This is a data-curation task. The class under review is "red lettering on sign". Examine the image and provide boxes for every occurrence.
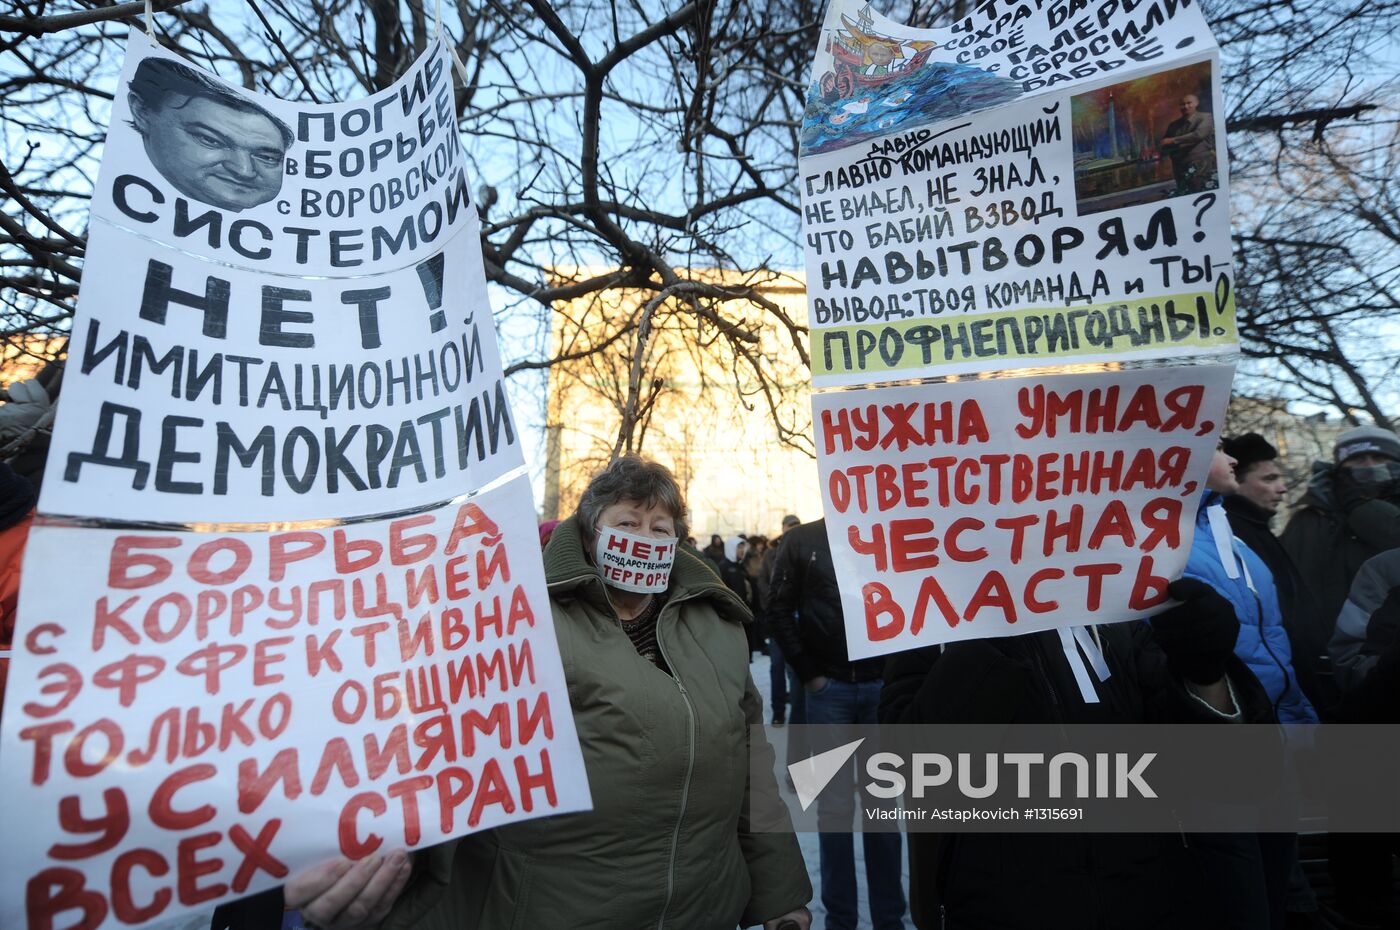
[150,764,218,830]
[338,792,386,858]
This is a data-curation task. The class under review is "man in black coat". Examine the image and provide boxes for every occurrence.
[1279,425,1400,913]
[768,518,906,930]
[1221,432,1333,711]
[1324,549,1400,928]
[1282,425,1400,641]
[767,519,884,694]
[880,580,1275,930]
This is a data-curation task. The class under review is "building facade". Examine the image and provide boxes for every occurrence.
[542,271,823,539]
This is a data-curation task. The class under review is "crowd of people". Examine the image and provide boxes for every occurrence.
[3,416,1400,930]
[883,424,1400,930]
[660,427,1378,929]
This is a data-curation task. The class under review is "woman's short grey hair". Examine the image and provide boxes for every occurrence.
[575,455,689,541]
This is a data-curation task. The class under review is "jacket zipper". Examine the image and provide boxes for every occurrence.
[549,568,725,929]
[654,615,696,930]
[1250,588,1294,720]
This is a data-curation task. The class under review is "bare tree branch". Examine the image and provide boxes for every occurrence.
[0,0,196,35]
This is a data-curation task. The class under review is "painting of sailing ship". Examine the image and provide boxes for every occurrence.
[1071,61,1217,214]
[800,4,1022,156]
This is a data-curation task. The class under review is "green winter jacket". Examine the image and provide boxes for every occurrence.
[380,515,810,930]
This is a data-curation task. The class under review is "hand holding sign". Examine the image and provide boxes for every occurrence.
[284,851,411,930]
[767,906,814,930]
[1151,577,1240,687]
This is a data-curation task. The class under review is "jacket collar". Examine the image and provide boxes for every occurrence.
[1298,460,1339,511]
[1223,493,1273,527]
[542,514,750,625]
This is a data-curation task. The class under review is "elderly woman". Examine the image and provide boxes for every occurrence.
[285,455,812,930]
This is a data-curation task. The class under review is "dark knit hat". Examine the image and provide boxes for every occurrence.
[781,514,801,529]
[1222,433,1278,477]
[1334,426,1400,464]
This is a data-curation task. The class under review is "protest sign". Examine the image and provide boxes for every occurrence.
[43,31,502,525]
[90,32,467,278]
[46,221,516,525]
[798,0,1240,658]
[1,30,588,929]
[1,476,587,928]
[800,0,1234,385]
[815,364,1232,658]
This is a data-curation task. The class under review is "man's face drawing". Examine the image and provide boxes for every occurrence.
[130,93,287,212]
[1178,95,1199,118]
[867,44,897,67]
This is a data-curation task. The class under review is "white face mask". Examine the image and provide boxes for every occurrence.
[594,525,678,593]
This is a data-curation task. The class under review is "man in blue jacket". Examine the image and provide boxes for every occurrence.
[1221,432,1334,713]
[1184,442,1318,930]
[1188,444,1316,725]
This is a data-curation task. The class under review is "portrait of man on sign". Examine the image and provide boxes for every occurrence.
[1070,62,1220,214]
[127,58,292,212]
[1161,93,1217,194]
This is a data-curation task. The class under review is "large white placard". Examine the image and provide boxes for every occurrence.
[801,0,1240,660]
[1,477,589,928]
[1,31,588,930]
[801,0,1235,386]
[43,31,510,525]
[45,221,517,524]
[816,364,1233,658]
[91,32,467,277]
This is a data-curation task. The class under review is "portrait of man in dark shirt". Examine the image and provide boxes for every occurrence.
[127,58,292,212]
